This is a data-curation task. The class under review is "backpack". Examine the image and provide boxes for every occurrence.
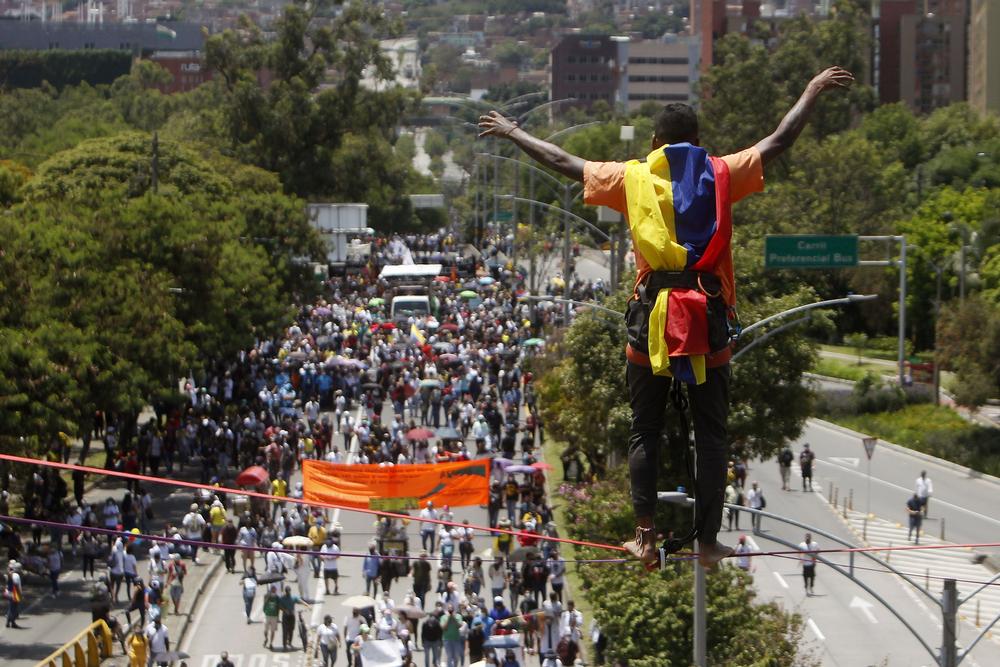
[780,449,793,465]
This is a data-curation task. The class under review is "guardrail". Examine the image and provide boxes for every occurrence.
[36,619,113,667]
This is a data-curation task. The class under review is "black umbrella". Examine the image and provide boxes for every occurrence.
[361,382,381,392]
[255,572,286,585]
[436,426,462,441]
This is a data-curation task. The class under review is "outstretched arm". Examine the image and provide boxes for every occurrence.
[478,111,586,183]
[754,66,854,168]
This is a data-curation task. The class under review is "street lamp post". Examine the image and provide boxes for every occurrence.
[658,492,706,667]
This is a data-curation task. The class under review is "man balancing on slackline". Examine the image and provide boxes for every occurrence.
[478,66,854,567]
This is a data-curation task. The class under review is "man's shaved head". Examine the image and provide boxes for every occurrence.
[653,103,699,146]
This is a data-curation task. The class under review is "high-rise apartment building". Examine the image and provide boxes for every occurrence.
[875,0,967,112]
[968,0,1000,115]
[550,35,696,111]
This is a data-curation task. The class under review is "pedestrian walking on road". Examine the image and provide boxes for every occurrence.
[412,551,431,607]
[321,536,341,595]
[798,533,819,596]
[725,482,742,531]
[166,553,187,615]
[5,560,23,628]
[906,493,923,544]
[127,621,148,667]
[915,471,933,518]
[316,614,342,667]
[144,615,170,667]
[799,444,815,492]
[778,446,794,491]
[745,482,765,532]
[263,585,280,648]
[221,519,238,573]
[215,651,235,667]
[733,535,752,573]
[279,585,311,650]
[240,566,258,623]
[47,546,63,595]
[363,544,381,597]
[419,502,439,553]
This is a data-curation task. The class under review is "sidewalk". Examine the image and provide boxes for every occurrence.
[0,445,230,667]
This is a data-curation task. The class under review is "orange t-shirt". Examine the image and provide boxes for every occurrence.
[583,147,765,367]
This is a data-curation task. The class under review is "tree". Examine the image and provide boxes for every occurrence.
[560,474,813,667]
[936,297,1000,408]
[204,0,424,228]
[845,332,869,364]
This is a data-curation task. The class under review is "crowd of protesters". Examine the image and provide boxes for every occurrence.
[0,229,604,667]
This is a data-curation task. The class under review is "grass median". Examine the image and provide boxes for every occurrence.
[541,435,595,631]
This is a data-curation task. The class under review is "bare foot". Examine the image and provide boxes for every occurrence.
[623,527,657,563]
[697,540,734,568]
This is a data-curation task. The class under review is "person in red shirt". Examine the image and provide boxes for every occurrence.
[478,66,853,567]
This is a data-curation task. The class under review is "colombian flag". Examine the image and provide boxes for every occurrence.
[410,323,425,345]
[624,143,732,384]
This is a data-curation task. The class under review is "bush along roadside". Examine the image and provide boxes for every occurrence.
[556,471,816,667]
[815,374,1000,476]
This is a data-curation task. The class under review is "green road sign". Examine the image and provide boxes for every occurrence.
[765,235,859,269]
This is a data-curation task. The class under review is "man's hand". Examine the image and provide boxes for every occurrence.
[478,111,520,139]
[755,65,855,168]
[806,66,855,95]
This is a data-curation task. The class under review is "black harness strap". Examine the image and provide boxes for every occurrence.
[658,378,701,564]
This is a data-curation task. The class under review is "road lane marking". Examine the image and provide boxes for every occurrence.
[816,458,1000,528]
[806,618,825,641]
[773,572,789,589]
[828,457,859,467]
[849,596,878,623]
[180,561,226,652]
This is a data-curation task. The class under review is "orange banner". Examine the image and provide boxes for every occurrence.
[302,459,490,511]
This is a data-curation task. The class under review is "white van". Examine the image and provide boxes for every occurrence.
[391,295,432,322]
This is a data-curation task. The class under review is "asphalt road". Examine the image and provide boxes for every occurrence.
[742,418,1000,667]
[179,405,503,667]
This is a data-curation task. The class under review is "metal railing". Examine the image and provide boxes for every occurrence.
[37,619,113,667]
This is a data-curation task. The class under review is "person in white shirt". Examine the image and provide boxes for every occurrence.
[181,503,206,564]
[798,533,819,596]
[316,615,341,667]
[488,556,507,601]
[559,599,583,642]
[145,616,170,662]
[320,537,341,595]
[418,502,438,552]
[375,608,398,640]
[915,470,933,518]
[745,482,764,531]
[733,535,752,572]
[239,567,258,623]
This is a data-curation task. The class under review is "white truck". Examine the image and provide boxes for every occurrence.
[307,203,373,273]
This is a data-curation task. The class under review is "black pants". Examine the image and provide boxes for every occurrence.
[224,547,236,572]
[281,612,295,647]
[626,362,730,545]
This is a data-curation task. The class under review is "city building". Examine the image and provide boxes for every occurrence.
[550,34,624,108]
[550,34,696,111]
[875,0,967,112]
[968,0,1000,116]
[361,37,422,91]
[0,21,208,93]
[624,37,697,111]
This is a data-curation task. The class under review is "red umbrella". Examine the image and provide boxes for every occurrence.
[530,461,554,471]
[406,427,435,441]
[434,276,451,283]
[439,323,459,333]
[437,353,460,366]
[403,384,416,398]
[380,322,397,331]
[236,465,269,487]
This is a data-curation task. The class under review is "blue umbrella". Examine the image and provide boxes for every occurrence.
[478,276,495,285]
